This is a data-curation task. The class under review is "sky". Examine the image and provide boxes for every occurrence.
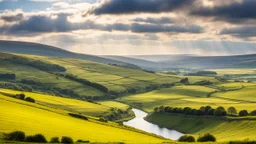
[0,0,256,56]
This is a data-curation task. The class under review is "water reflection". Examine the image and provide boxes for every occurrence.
[123,108,184,140]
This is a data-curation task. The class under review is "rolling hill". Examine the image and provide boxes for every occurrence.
[0,40,140,69]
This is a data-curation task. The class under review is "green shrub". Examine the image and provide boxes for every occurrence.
[3,131,25,141]
[16,93,25,100]
[214,106,226,116]
[76,139,90,143]
[24,97,35,103]
[50,137,60,143]
[197,133,216,142]
[239,110,249,116]
[250,110,256,116]
[25,134,47,143]
[61,136,73,144]
[178,135,195,142]
[99,117,108,122]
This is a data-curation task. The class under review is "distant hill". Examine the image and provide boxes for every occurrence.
[102,55,160,71]
[0,40,139,69]
[160,54,256,69]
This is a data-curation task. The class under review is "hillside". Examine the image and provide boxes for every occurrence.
[106,54,256,70]
[0,52,180,100]
[0,40,139,69]
[0,92,167,143]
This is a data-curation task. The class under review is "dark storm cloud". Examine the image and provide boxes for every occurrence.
[88,0,193,15]
[130,23,202,33]
[133,17,174,24]
[191,0,256,23]
[220,26,256,38]
[1,14,203,36]
[0,13,24,22]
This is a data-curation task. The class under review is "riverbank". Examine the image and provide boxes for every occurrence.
[145,112,256,141]
[123,108,183,140]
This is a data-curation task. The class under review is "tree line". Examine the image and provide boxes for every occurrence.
[154,105,256,117]
[55,73,108,93]
[0,73,16,80]
[5,56,66,72]
[3,130,89,143]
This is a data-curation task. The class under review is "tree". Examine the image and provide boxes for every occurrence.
[180,78,189,84]
[227,107,237,115]
[25,134,47,143]
[159,106,165,112]
[250,110,256,116]
[3,131,25,141]
[214,106,226,116]
[207,108,215,116]
[24,97,35,103]
[197,133,216,142]
[205,105,212,114]
[164,106,170,112]
[178,135,195,142]
[239,110,249,117]
[50,137,60,143]
[196,110,205,116]
[154,107,159,112]
[61,136,73,144]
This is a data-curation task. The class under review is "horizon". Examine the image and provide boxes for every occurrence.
[0,0,256,56]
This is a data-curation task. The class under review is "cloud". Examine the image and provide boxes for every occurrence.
[220,26,256,38]
[0,13,203,35]
[130,23,202,33]
[191,0,256,23]
[133,17,174,24]
[88,0,193,15]
[0,13,23,22]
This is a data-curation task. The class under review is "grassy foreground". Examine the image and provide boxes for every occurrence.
[0,93,167,143]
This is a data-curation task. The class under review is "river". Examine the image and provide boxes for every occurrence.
[123,108,184,140]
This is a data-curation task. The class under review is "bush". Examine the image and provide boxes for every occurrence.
[250,110,256,116]
[61,136,73,144]
[25,134,47,143]
[239,110,249,116]
[178,135,195,142]
[214,106,226,116]
[228,107,237,115]
[0,73,16,80]
[180,78,189,84]
[99,117,108,122]
[207,108,215,115]
[16,93,25,100]
[76,139,90,143]
[68,113,88,120]
[50,137,60,143]
[24,97,35,103]
[3,131,25,141]
[197,133,216,142]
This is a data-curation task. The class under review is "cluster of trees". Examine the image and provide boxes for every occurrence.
[0,73,16,80]
[56,73,108,93]
[186,71,217,76]
[154,105,228,116]
[105,108,131,121]
[178,133,216,142]
[154,105,256,117]
[3,131,85,143]
[0,82,33,92]
[6,56,66,72]
[14,93,35,103]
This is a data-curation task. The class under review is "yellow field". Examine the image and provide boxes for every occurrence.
[0,94,167,143]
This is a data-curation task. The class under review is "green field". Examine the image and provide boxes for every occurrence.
[0,53,180,98]
[146,113,256,142]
